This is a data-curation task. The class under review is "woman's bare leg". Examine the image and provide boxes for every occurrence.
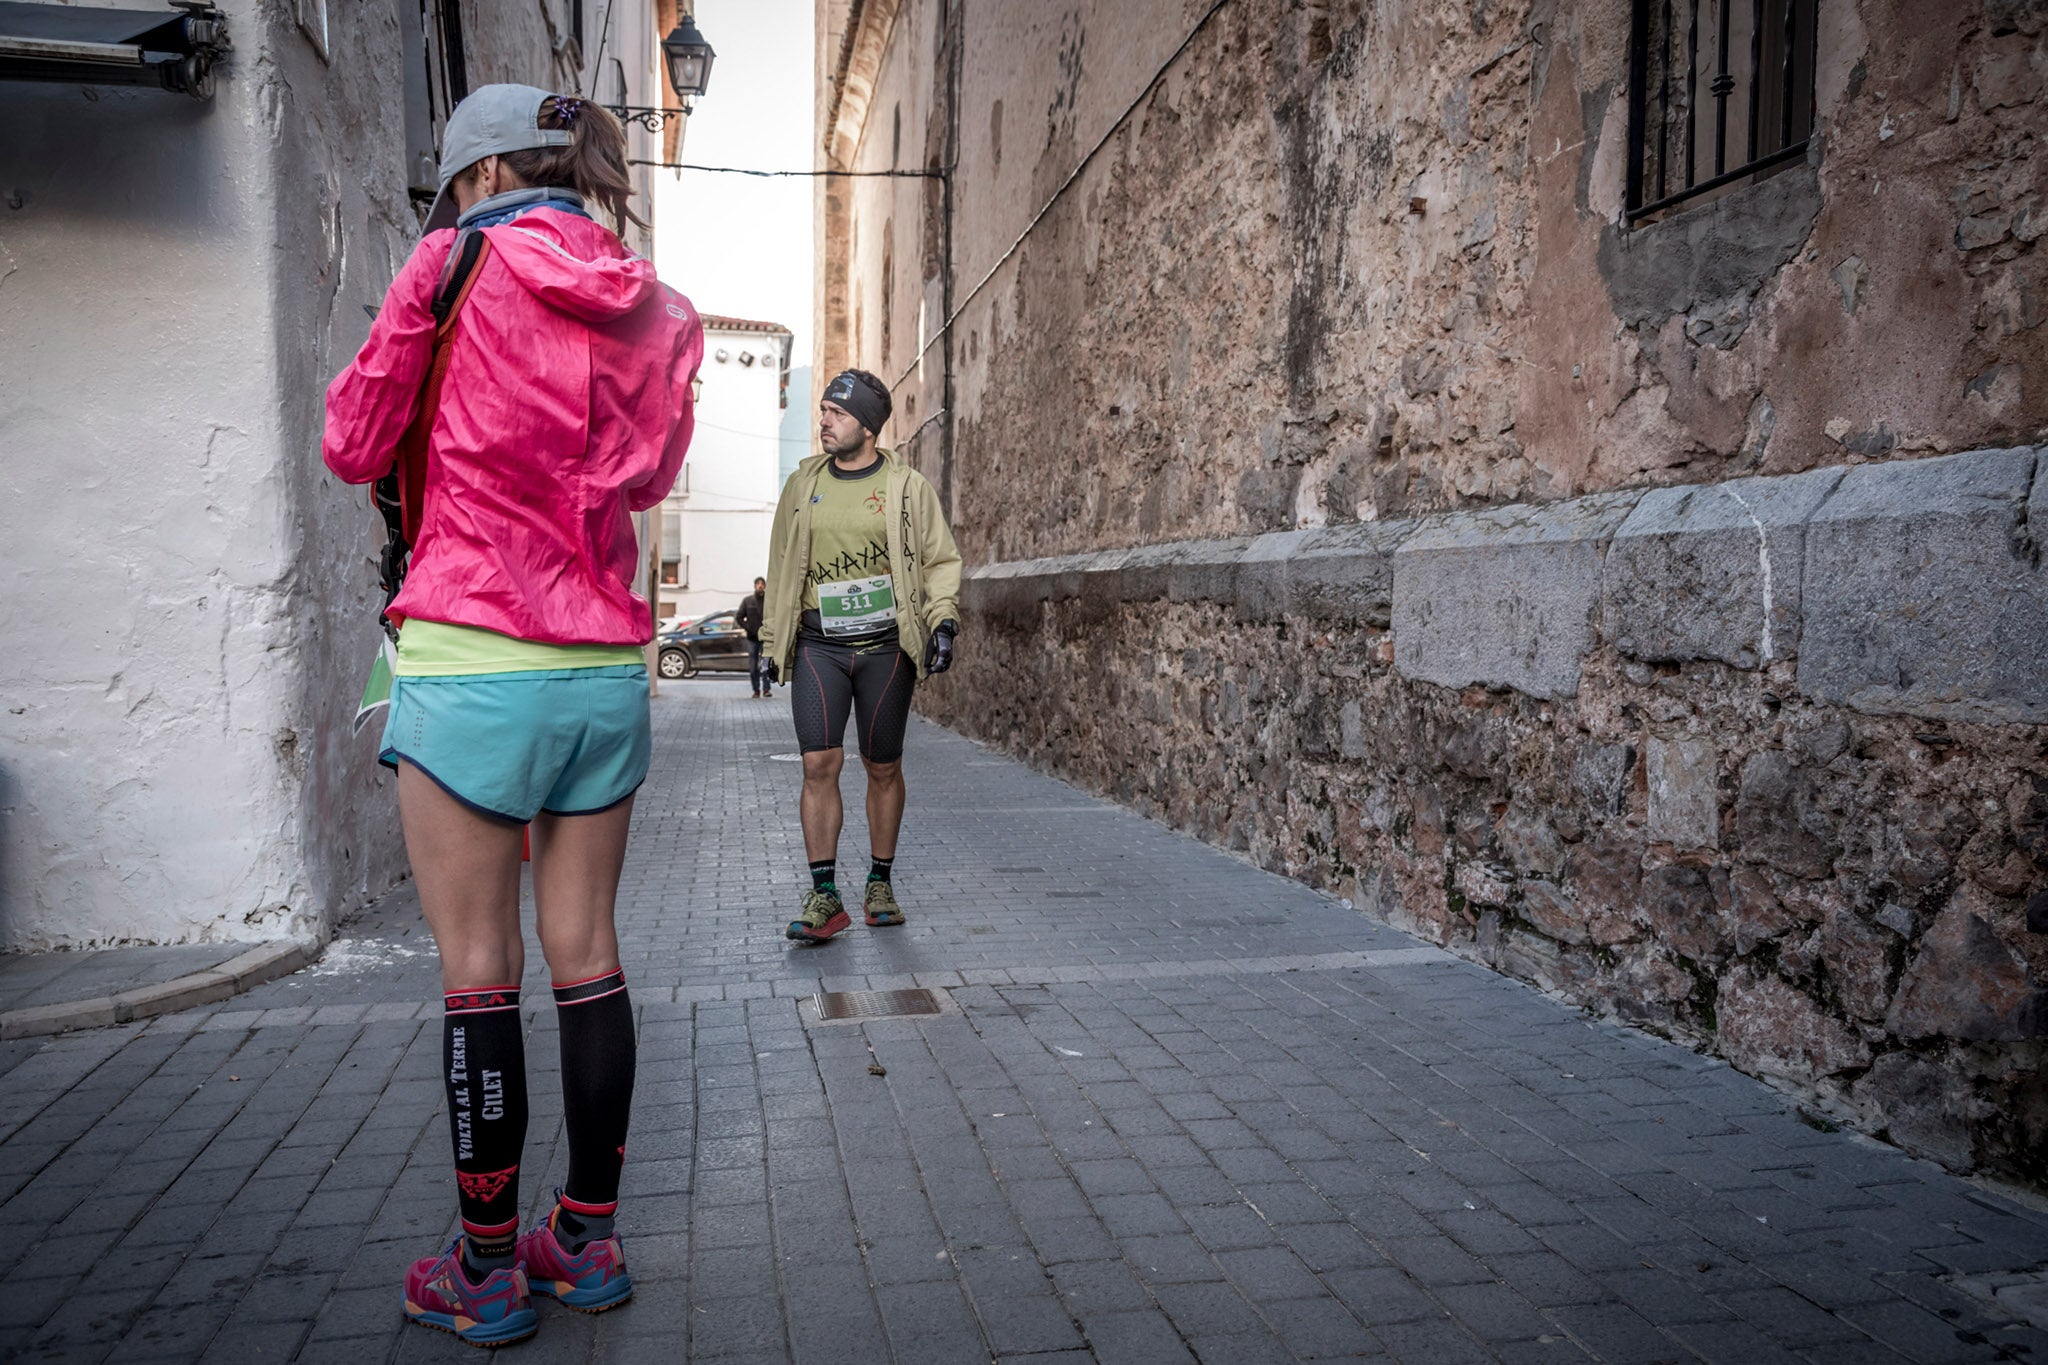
[529,797,634,981]
[398,763,526,988]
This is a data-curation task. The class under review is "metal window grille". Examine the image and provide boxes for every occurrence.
[1627,0,1818,222]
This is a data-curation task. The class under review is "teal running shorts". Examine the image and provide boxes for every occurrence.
[379,665,651,823]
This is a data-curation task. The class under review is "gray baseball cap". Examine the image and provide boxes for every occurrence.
[422,83,573,234]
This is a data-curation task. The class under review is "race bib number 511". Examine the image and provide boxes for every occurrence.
[818,574,896,636]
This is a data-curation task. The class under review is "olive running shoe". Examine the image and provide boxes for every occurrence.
[863,878,905,927]
[786,887,849,943]
[402,1240,538,1348]
[518,1202,633,1312]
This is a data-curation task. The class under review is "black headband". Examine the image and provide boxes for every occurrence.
[823,369,891,435]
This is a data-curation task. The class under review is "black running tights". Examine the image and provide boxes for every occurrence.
[790,637,916,763]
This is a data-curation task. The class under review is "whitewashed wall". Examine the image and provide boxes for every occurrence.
[0,0,660,951]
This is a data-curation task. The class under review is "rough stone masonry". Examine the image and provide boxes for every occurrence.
[819,0,2048,1184]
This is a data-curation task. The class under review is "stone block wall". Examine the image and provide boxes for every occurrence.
[933,445,2048,1182]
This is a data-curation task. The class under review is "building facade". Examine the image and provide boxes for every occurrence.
[657,315,794,624]
[0,0,681,952]
[817,0,2048,1182]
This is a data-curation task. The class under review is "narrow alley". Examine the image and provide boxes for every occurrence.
[2,684,2045,1363]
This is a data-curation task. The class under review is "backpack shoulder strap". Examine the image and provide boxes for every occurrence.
[430,228,493,330]
[369,229,497,638]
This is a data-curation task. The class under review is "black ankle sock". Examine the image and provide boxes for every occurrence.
[809,859,836,891]
[461,1239,517,1281]
[554,1204,616,1251]
[444,986,527,1273]
[869,855,894,883]
[553,969,635,1251]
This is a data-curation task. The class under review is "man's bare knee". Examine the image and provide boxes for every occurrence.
[862,757,903,786]
[802,749,843,784]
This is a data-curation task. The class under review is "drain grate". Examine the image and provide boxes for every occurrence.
[1048,890,1105,899]
[814,988,942,1021]
[992,866,1045,874]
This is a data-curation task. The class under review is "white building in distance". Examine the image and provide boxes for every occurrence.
[658,315,795,624]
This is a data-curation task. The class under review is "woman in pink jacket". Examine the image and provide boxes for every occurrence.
[323,84,700,1347]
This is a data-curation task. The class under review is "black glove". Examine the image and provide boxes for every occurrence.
[924,620,957,675]
[762,659,779,685]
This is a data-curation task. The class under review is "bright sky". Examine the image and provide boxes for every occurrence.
[651,0,816,363]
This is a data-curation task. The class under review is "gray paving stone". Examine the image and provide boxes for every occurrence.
[876,1278,989,1360]
[1080,1308,1199,1363]
[1492,1339,1597,1364]
[955,1247,1085,1355]
[1215,1246,1329,1302]
[1260,1294,1384,1358]
[1123,1233,1227,1285]
[1184,1331,1297,1364]
[1372,1315,1498,1365]
[1433,1280,1552,1343]
[1660,1316,1809,1365]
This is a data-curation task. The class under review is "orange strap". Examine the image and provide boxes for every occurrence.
[393,233,494,543]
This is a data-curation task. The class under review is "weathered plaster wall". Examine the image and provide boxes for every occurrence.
[822,0,2048,1180]
[0,0,625,951]
[0,3,313,950]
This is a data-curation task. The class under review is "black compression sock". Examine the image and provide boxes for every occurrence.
[443,985,527,1273]
[553,969,635,1249]
[809,859,837,891]
[869,855,894,883]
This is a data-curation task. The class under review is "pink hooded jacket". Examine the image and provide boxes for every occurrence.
[323,209,702,645]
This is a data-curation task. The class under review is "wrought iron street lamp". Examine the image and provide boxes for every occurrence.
[608,17,713,132]
[662,17,714,100]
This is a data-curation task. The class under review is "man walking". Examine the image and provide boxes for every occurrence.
[760,368,961,943]
[737,575,767,697]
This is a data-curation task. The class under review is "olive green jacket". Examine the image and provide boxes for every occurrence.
[761,448,962,680]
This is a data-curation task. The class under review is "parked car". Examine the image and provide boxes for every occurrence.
[657,610,750,679]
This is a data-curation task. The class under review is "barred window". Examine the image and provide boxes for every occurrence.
[1627,0,1819,221]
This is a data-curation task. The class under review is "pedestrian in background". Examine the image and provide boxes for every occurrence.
[760,368,961,943]
[323,84,701,1348]
[738,574,768,697]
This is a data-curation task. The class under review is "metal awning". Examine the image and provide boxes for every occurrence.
[0,1,228,99]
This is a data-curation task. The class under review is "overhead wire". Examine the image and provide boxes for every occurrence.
[629,161,945,178]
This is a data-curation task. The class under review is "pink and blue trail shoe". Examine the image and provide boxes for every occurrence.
[402,1241,539,1348]
[517,1204,635,1312]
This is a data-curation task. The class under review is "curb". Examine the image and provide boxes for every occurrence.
[0,940,323,1041]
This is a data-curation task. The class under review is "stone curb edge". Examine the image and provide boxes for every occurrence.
[0,940,323,1041]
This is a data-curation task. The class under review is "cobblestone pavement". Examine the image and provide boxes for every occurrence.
[4,683,2047,1363]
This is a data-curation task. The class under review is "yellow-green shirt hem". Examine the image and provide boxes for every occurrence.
[395,618,647,677]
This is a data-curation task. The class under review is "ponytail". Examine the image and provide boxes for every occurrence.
[497,95,648,233]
